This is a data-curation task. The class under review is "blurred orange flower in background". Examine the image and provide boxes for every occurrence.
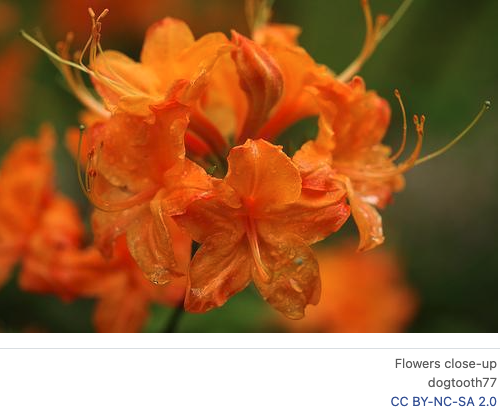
[0,126,55,288]
[283,243,418,333]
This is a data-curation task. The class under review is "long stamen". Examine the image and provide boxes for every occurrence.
[415,101,490,166]
[390,89,408,161]
[22,9,150,113]
[56,35,109,118]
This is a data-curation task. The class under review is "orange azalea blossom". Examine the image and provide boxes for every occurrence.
[283,244,417,333]
[174,139,350,319]
[19,195,186,333]
[0,126,55,288]
[293,76,424,252]
[81,100,198,284]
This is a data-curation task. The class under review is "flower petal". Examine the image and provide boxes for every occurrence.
[173,181,244,243]
[185,233,252,313]
[226,139,301,209]
[140,18,195,88]
[313,76,391,156]
[252,232,321,319]
[87,101,188,193]
[262,189,350,245]
[126,195,191,284]
[349,192,384,252]
[92,50,162,115]
[159,159,214,216]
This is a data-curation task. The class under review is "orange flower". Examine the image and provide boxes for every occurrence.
[283,244,417,333]
[82,101,200,284]
[293,75,425,252]
[19,195,186,333]
[0,126,55,288]
[174,139,349,319]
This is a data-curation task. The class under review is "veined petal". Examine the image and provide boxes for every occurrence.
[226,139,301,209]
[251,232,321,319]
[262,189,350,245]
[159,159,214,216]
[92,50,162,115]
[292,139,336,191]
[92,201,146,258]
[140,18,195,88]
[177,32,230,79]
[350,192,384,252]
[201,52,247,139]
[87,101,188,193]
[185,233,252,313]
[126,195,191,284]
[313,76,391,156]
[173,182,244,243]
[337,176,384,252]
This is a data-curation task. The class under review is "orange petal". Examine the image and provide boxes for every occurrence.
[92,50,162,116]
[173,181,244,243]
[159,159,214,216]
[87,101,188,193]
[226,139,301,209]
[261,189,350,245]
[313,76,391,156]
[185,233,252,313]
[292,139,336,191]
[350,192,384,252]
[126,196,191,284]
[92,201,146,258]
[140,18,195,88]
[200,52,247,139]
[177,32,230,79]
[230,31,283,142]
[251,232,321,319]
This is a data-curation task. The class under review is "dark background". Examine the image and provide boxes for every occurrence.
[0,0,497,332]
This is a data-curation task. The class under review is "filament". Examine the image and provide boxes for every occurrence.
[415,101,490,166]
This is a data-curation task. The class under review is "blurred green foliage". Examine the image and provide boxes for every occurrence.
[0,0,497,332]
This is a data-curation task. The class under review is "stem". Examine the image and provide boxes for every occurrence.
[164,303,185,333]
